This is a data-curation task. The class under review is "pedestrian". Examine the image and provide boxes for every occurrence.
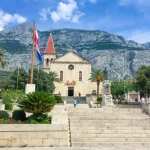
[73,98,77,108]
[79,92,81,98]
[77,97,80,104]
[141,97,145,104]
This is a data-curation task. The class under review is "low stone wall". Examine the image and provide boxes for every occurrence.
[0,124,68,147]
[142,103,150,115]
[86,94,97,107]
[0,105,69,147]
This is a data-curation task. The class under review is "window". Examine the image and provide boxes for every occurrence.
[46,58,49,66]
[60,71,63,81]
[68,64,74,70]
[79,71,82,81]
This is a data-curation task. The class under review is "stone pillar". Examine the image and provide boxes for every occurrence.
[0,104,5,110]
[25,84,35,94]
[101,80,113,106]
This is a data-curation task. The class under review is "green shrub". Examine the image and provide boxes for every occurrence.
[26,114,52,124]
[12,110,26,121]
[97,97,102,103]
[54,95,63,103]
[2,89,24,110]
[0,120,10,124]
[0,111,9,119]
[0,119,24,124]
[18,92,56,116]
[5,102,12,110]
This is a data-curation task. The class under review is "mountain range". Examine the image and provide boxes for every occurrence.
[0,22,150,79]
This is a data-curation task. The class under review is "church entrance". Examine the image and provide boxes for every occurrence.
[68,87,74,96]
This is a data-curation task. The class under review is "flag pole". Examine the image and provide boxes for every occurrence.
[30,20,35,84]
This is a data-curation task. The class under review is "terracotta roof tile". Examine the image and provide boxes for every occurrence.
[44,34,55,54]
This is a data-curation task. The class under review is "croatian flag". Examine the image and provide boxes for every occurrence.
[34,26,43,63]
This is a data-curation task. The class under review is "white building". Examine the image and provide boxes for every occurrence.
[43,34,102,97]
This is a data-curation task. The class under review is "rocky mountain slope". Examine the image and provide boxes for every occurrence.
[0,22,149,79]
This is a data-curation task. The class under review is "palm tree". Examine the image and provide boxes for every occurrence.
[49,71,60,82]
[0,49,7,69]
[18,92,56,116]
[89,69,104,105]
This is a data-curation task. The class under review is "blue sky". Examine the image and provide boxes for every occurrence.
[0,0,150,43]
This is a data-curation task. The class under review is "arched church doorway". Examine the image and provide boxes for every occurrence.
[68,87,74,96]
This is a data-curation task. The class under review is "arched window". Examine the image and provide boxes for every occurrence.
[46,58,49,66]
[79,71,82,81]
[60,71,63,81]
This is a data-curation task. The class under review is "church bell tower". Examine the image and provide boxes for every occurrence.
[43,33,56,72]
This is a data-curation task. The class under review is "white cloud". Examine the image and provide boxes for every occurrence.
[89,0,97,3]
[80,0,97,5]
[117,29,150,43]
[119,0,150,6]
[0,10,27,31]
[51,0,84,23]
[119,0,150,17]
[127,30,150,43]
[39,8,50,21]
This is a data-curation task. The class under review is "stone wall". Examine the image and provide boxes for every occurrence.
[0,105,69,147]
[0,124,68,147]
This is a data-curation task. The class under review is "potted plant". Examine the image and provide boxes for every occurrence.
[97,97,102,107]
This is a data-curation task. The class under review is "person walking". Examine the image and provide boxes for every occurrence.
[73,98,77,108]
[77,97,80,104]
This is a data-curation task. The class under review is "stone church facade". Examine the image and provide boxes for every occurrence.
[43,34,102,96]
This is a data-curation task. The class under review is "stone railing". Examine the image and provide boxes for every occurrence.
[86,94,97,107]
[142,103,150,115]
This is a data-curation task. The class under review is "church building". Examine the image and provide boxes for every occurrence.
[43,34,102,97]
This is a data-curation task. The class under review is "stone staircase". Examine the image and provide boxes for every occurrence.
[62,96,86,104]
[67,106,150,149]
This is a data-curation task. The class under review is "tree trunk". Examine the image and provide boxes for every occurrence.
[97,80,100,108]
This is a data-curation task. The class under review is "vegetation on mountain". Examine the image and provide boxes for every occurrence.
[0,46,7,69]
[0,23,150,79]
[134,65,150,95]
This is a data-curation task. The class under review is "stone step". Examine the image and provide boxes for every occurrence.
[70,123,150,127]
[71,142,150,147]
[70,119,150,123]
[67,108,143,111]
[71,133,150,138]
[1,147,149,150]
[69,117,150,120]
[70,126,150,130]
[67,111,144,114]
[68,114,147,117]
[71,129,150,134]
[71,137,150,142]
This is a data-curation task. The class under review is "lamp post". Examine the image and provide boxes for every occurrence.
[124,86,126,100]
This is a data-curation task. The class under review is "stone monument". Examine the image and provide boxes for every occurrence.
[25,84,35,94]
[101,68,113,106]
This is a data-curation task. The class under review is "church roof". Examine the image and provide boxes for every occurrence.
[53,51,91,64]
[44,33,55,54]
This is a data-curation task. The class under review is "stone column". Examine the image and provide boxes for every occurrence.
[101,80,113,106]
[25,84,35,94]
